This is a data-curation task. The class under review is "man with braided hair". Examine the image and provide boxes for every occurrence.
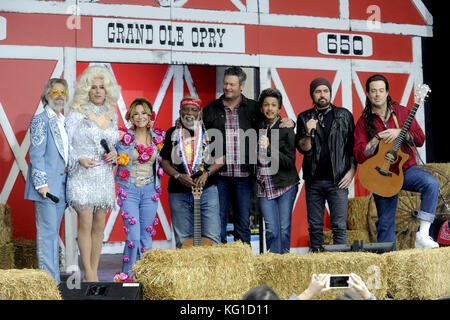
[354,74,439,249]
[160,96,224,248]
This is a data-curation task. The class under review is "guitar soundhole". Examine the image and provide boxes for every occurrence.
[384,151,397,164]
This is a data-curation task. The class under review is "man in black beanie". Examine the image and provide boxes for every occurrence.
[295,77,356,252]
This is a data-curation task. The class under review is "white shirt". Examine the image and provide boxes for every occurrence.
[35,107,69,190]
[46,106,69,165]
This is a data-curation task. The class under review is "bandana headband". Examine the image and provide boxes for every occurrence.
[180,98,202,109]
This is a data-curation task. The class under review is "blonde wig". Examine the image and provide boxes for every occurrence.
[70,65,120,120]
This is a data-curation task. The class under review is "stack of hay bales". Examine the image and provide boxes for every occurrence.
[383,247,450,300]
[0,204,15,269]
[0,205,61,300]
[255,251,387,300]
[12,238,38,269]
[133,243,448,300]
[133,241,258,300]
[0,269,61,300]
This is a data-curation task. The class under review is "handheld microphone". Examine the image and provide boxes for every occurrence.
[46,192,59,203]
[309,113,317,139]
[266,123,271,139]
[100,139,117,166]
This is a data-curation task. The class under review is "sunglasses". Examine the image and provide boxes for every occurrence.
[50,90,67,97]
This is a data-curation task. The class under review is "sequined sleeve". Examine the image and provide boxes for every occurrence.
[29,114,48,188]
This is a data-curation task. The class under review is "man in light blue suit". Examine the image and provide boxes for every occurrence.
[24,78,70,284]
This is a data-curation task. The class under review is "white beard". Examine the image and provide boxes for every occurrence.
[48,99,66,113]
[180,115,197,130]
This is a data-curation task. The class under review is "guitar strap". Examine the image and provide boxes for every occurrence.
[392,112,400,129]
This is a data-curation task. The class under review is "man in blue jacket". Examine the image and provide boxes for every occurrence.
[24,78,70,284]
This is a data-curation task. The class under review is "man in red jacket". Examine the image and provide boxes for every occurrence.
[353,74,439,249]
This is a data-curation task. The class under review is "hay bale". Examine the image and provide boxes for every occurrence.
[255,251,387,300]
[0,204,12,244]
[254,252,316,300]
[383,247,450,300]
[133,241,257,300]
[12,238,38,269]
[323,229,371,245]
[0,269,62,300]
[0,242,15,269]
[347,196,377,232]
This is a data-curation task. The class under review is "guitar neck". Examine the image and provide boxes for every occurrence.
[193,198,202,246]
[392,103,420,152]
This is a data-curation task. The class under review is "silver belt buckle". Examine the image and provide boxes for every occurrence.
[134,176,154,187]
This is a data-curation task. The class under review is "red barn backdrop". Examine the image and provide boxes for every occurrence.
[0,0,433,269]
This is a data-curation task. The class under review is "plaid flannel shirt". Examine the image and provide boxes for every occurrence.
[220,104,250,178]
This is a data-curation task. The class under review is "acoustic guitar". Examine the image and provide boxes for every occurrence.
[358,84,431,197]
[181,186,213,248]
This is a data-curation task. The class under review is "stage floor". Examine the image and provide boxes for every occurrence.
[61,254,123,283]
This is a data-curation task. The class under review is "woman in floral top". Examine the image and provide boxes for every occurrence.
[114,97,165,280]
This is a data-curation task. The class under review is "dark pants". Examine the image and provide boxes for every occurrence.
[305,180,348,251]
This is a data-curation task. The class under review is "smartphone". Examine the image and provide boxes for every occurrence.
[326,274,351,289]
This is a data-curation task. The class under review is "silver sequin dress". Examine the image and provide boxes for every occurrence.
[65,104,119,210]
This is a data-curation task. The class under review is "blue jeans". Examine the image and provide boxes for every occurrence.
[169,185,221,248]
[259,184,298,254]
[120,181,159,277]
[216,175,253,244]
[374,165,439,248]
[34,200,65,284]
[305,180,348,250]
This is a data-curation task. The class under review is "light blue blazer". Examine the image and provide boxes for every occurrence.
[24,108,69,203]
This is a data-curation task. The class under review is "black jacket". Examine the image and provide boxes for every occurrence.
[202,94,262,173]
[295,104,356,184]
[259,118,299,189]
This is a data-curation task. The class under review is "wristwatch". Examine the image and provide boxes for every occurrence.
[173,172,180,180]
[205,168,211,177]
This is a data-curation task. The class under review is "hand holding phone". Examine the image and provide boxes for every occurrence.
[326,274,351,289]
[347,273,373,299]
